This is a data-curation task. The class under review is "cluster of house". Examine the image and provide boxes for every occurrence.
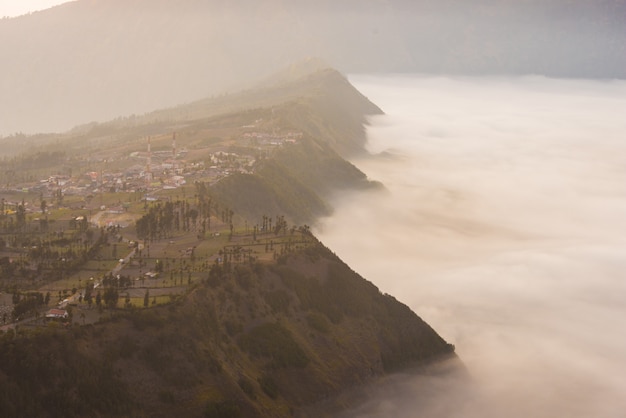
[2,127,304,215]
[45,308,68,321]
[242,130,303,147]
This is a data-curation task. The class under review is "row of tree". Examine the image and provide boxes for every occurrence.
[10,291,49,321]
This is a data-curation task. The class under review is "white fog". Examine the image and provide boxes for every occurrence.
[316,75,626,417]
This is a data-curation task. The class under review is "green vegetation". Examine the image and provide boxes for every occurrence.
[0,329,133,417]
[204,400,241,418]
[238,322,310,369]
[307,311,330,333]
[0,239,454,417]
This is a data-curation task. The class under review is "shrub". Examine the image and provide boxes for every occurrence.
[238,376,256,399]
[224,320,242,337]
[264,290,291,314]
[238,323,309,368]
[131,310,165,331]
[258,374,279,399]
[307,312,330,333]
[158,390,176,404]
[204,400,241,418]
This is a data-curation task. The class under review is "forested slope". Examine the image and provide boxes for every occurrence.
[0,241,454,417]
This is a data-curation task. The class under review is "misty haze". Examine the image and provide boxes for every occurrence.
[2,1,626,416]
[1,0,625,136]
[317,75,626,417]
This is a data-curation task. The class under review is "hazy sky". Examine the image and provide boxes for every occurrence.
[2,0,624,136]
[0,0,68,17]
[318,74,626,417]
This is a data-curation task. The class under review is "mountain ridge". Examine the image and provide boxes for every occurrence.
[0,65,457,417]
[2,0,624,135]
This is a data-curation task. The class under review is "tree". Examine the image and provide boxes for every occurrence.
[83,283,93,308]
[15,200,26,228]
[189,208,198,228]
[103,288,119,309]
[56,188,64,206]
[155,259,163,273]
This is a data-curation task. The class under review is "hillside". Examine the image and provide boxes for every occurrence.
[0,67,382,224]
[0,240,455,417]
[0,66,455,416]
[1,0,624,135]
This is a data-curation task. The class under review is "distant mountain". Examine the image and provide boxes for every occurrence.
[1,0,624,135]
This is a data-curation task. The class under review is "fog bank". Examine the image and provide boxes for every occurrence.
[316,75,626,417]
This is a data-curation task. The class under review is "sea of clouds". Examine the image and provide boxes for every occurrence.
[315,75,626,417]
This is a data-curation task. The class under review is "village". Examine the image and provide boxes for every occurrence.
[0,123,306,332]
[1,123,303,217]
